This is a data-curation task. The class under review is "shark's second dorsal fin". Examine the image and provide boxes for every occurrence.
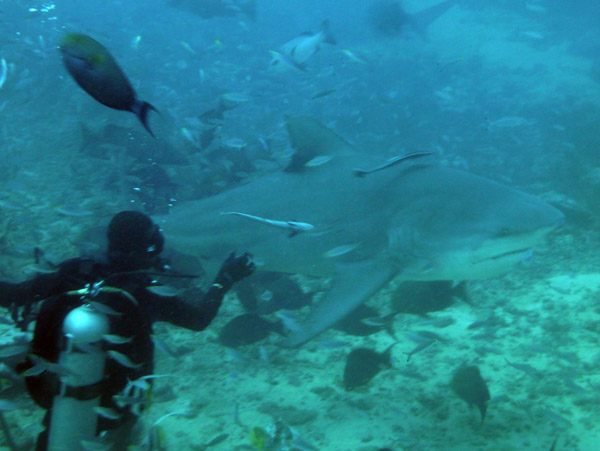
[284,115,354,172]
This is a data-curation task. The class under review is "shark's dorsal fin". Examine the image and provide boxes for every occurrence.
[284,115,354,172]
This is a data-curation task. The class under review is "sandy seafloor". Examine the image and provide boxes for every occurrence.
[0,217,598,451]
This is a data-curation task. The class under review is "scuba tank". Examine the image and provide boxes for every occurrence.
[47,303,109,450]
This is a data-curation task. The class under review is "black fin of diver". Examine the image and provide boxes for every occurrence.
[411,0,456,34]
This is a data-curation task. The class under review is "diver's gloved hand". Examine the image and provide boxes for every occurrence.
[215,252,255,288]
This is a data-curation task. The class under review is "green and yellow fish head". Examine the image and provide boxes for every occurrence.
[59,33,108,68]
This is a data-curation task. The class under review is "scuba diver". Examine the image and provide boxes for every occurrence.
[0,210,255,450]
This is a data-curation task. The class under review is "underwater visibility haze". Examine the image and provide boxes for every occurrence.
[0,0,599,449]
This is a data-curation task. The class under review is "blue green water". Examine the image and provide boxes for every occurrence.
[0,1,599,449]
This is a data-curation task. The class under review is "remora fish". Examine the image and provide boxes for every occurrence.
[270,20,336,69]
[58,34,157,137]
[220,211,314,237]
[162,116,564,347]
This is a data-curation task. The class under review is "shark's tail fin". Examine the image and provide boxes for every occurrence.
[320,20,337,45]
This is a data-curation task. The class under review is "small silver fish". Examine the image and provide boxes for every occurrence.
[342,49,367,64]
[102,334,134,345]
[87,302,122,316]
[0,58,7,89]
[146,285,181,297]
[107,350,142,369]
[404,339,437,362]
[54,206,93,217]
[93,406,122,420]
[487,116,531,129]
[21,363,46,377]
[112,394,147,408]
[323,243,359,258]
[0,345,30,358]
[305,155,333,167]
[223,138,247,149]
[28,355,78,378]
[126,374,171,391]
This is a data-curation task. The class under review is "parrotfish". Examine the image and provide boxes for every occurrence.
[58,33,157,137]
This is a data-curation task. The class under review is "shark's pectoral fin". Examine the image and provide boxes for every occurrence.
[282,260,396,348]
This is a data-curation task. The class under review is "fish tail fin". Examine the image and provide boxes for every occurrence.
[132,99,158,138]
[320,20,337,45]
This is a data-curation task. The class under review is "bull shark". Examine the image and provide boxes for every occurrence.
[161,116,564,347]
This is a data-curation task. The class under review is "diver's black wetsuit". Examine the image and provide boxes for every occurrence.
[0,253,251,448]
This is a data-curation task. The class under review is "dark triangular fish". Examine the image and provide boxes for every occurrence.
[218,313,286,348]
[333,304,396,339]
[59,34,157,137]
[391,281,469,316]
[234,271,312,315]
[343,343,397,391]
[451,364,491,424]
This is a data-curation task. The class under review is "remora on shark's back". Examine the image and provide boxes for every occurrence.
[162,116,564,347]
